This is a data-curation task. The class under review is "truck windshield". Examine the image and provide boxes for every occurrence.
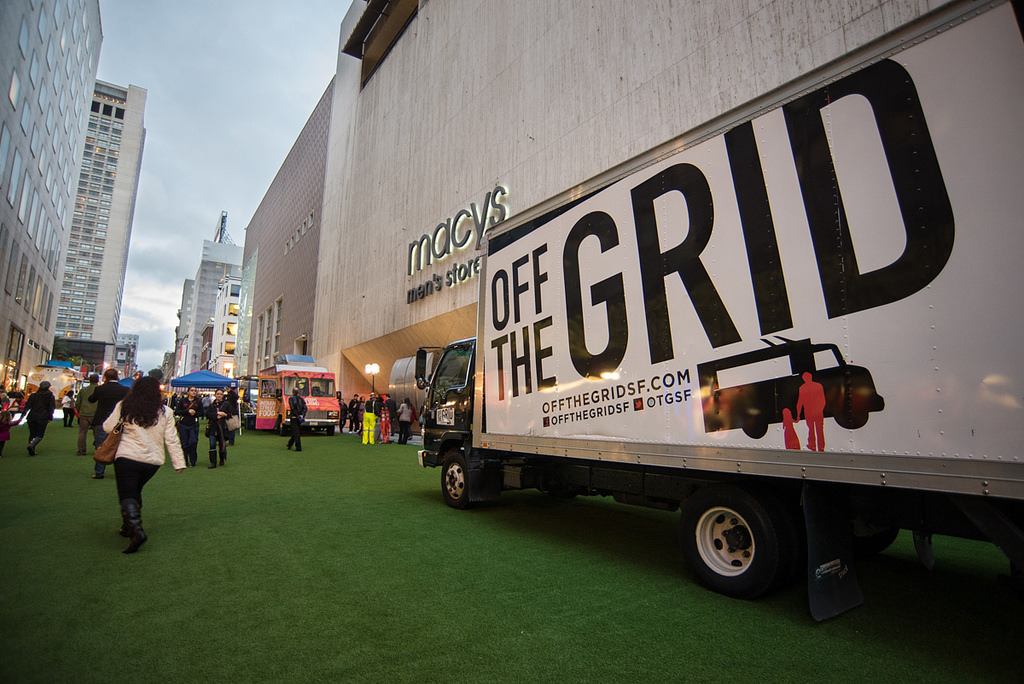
[309,378,335,397]
[282,376,335,397]
[432,346,472,400]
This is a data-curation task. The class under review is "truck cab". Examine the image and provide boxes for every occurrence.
[415,338,475,469]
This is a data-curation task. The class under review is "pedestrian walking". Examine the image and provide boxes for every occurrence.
[0,408,23,458]
[61,390,75,427]
[24,381,56,456]
[75,374,99,456]
[89,368,130,479]
[397,397,416,445]
[286,388,306,451]
[174,387,203,467]
[205,388,229,468]
[102,376,185,553]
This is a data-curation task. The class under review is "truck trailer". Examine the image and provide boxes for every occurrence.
[415,1,1024,619]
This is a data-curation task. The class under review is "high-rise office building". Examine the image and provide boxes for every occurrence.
[0,0,102,390]
[178,218,241,375]
[56,80,146,347]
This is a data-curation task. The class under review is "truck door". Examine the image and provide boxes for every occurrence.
[423,342,475,434]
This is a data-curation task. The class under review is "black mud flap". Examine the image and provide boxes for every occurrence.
[803,481,864,621]
[467,462,502,504]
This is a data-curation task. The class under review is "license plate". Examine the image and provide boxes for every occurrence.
[436,407,455,426]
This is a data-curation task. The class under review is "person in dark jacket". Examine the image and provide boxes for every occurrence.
[24,381,56,456]
[286,388,306,451]
[224,386,239,446]
[348,394,362,435]
[205,388,229,468]
[89,368,130,479]
[174,387,203,467]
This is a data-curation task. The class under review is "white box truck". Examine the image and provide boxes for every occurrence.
[414,1,1024,619]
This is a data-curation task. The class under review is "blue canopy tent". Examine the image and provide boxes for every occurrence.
[169,370,238,389]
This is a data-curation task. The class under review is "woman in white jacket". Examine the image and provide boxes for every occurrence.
[102,376,185,553]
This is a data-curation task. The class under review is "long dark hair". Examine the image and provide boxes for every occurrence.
[120,376,164,428]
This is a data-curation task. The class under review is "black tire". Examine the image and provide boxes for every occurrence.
[679,484,797,600]
[326,425,336,436]
[441,450,472,509]
[853,526,900,558]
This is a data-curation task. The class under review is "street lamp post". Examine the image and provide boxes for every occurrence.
[365,363,379,394]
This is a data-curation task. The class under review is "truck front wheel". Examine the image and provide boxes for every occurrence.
[679,485,795,599]
[441,450,471,509]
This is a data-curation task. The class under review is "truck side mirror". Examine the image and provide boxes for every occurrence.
[415,349,427,390]
[275,388,282,399]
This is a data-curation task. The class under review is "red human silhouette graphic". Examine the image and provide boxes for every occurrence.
[796,372,826,451]
[782,408,801,450]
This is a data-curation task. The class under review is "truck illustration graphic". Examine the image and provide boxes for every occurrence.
[698,338,885,439]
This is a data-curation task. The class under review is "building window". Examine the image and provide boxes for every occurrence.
[8,69,20,108]
[273,299,282,354]
[6,149,22,206]
[19,19,30,57]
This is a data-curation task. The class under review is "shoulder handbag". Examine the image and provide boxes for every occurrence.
[93,419,125,464]
[225,415,240,431]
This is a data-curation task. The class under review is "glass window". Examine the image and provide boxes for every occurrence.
[38,5,48,39]
[15,255,28,305]
[29,53,40,86]
[9,69,20,107]
[32,271,43,318]
[259,378,278,399]
[0,224,8,287]
[7,150,23,206]
[309,377,335,397]
[5,241,20,294]
[17,171,32,222]
[27,191,40,239]
[432,346,473,400]
[0,123,10,184]
[23,267,35,311]
[19,19,30,57]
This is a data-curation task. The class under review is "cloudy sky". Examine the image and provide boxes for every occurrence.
[95,0,356,372]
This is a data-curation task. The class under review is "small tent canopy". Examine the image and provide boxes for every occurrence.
[169,370,238,389]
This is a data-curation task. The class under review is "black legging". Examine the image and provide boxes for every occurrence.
[114,457,160,506]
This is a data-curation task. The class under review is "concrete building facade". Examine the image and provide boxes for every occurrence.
[311,0,977,397]
[57,80,146,346]
[238,80,333,376]
[0,0,101,390]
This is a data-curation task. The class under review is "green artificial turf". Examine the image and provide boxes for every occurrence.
[0,422,1020,682]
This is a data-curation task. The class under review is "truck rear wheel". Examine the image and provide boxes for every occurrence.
[441,450,471,509]
[679,484,796,599]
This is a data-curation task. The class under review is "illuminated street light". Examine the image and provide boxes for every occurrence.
[365,363,380,394]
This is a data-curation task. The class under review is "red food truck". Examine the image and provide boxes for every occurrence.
[255,355,340,434]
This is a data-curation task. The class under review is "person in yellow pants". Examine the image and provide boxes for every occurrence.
[362,393,380,445]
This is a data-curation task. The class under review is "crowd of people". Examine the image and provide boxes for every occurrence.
[1,369,243,555]
[3,373,421,555]
[331,392,417,446]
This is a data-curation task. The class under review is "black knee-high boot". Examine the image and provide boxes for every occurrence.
[208,449,217,468]
[120,499,147,554]
[118,500,140,537]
